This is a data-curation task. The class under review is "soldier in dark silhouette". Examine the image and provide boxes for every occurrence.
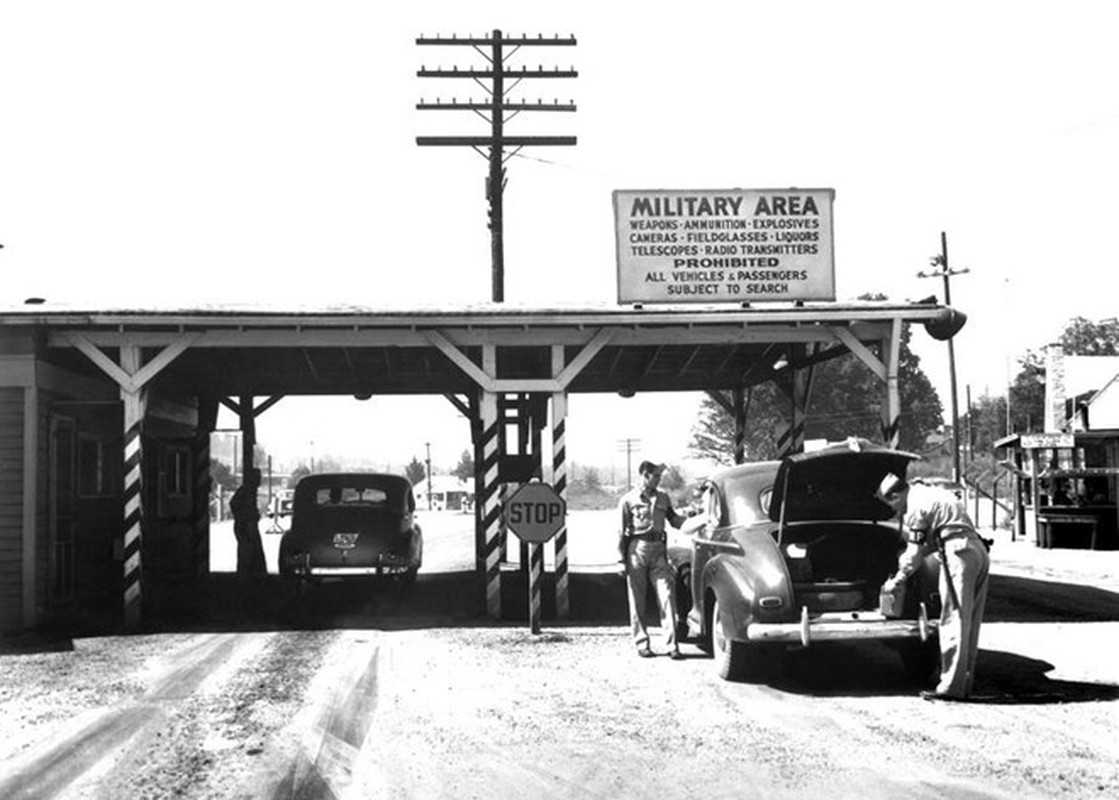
[230,467,267,576]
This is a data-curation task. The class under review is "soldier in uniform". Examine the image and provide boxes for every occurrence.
[618,460,687,660]
[230,467,267,577]
[879,474,991,700]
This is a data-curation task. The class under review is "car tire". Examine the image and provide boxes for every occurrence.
[711,597,749,681]
[711,597,776,682]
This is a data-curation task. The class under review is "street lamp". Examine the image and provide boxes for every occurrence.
[917,231,970,484]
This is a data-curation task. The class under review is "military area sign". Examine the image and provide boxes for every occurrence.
[613,187,835,304]
[504,482,566,543]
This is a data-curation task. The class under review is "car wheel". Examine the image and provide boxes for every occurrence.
[711,597,775,682]
[899,636,940,685]
[711,597,749,681]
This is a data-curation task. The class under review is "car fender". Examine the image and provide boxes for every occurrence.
[693,534,792,640]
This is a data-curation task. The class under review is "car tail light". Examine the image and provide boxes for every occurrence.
[759,596,783,609]
[400,513,414,534]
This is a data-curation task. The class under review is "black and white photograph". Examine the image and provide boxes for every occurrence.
[1,2,1117,797]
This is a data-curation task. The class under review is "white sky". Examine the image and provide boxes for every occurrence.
[3,1,1118,474]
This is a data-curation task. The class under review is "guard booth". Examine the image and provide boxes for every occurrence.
[996,431,1119,550]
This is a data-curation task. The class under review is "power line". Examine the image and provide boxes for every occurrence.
[416,29,578,302]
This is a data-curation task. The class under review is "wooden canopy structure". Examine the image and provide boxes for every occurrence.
[0,299,964,631]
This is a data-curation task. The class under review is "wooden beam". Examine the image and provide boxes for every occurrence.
[832,327,886,381]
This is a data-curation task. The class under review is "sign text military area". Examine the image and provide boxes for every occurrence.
[613,188,835,304]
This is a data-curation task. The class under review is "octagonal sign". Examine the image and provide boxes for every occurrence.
[505,482,566,543]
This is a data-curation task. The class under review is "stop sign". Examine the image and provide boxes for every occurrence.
[505,482,566,543]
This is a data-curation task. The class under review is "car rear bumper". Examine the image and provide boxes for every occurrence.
[747,604,937,647]
[306,564,412,577]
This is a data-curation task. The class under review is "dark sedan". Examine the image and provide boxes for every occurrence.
[670,438,940,682]
[279,473,423,586]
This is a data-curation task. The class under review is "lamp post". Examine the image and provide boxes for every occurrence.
[918,231,969,484]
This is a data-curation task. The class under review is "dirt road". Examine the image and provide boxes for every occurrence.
[1,519,1117,798]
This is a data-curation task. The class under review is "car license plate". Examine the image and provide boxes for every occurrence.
[333,533,359,550]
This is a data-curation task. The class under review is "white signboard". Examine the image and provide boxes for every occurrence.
[1020,433,1075,450]
[613,188,835,304]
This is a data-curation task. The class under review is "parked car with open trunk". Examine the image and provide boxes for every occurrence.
[670,438,940,682]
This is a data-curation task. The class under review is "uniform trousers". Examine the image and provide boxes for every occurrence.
[936,534,990,697]
[625,538,678,652]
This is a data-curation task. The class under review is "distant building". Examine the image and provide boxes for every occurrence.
[412,475,473,511]
[996,344,1119,549]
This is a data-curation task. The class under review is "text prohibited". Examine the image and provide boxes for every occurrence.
[505,482,566,543]
[613,187,835,304]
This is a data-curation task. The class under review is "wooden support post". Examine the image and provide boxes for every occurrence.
[479,390,502,618]
[120,345,147,631]
[192,397,219,576]
[550,385,569,620]
[881,319,902,448]
[733,387,746,465]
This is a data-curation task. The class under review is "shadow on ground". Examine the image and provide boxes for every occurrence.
[985,574,1119,622]
[137,569,631,634]
[759,640,1119,705]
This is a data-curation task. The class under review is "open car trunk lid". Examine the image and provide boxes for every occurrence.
[769,438,920,524]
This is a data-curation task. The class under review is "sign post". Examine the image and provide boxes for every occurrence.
[504,482,567,633]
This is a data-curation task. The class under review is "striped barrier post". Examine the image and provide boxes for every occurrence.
[122,389,145,630]
[550,390,569,619]
[733,387,746,464]
[776,361,812,458]
[882,321,902,449]
[528,541,543,633]
[479,391,502,618]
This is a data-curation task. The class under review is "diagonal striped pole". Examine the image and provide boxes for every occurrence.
[120,344,147,630]
[528,539,543,633]
[121,385,147,630]
[479,391,503,618]
[776,352,814,458]
[733,387,747,464]
[549,389,569,619]
[881,318,903,449]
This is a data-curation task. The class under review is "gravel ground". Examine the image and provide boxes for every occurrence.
[0,527,1117,798]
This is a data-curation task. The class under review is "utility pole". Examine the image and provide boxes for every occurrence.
[416,30,578,302]
[616,438,641,489]
[918,231,970,484]
[425,442,433,510]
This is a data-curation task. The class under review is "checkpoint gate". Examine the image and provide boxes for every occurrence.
[0,301,964,631]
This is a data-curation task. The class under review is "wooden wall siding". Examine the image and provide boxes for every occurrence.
[0,388,23,630]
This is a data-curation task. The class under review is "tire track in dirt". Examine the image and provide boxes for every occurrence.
[256,637,384,799]
[0,633,259,799]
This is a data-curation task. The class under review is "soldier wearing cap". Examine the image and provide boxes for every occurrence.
[618,460,687,659]
[878,472,991,700]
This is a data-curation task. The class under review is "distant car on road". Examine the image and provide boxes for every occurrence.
[670,438,940,682]
[279,473,423,586]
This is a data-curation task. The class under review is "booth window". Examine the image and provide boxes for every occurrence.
[164,446,190,500]
[77,435,111,497]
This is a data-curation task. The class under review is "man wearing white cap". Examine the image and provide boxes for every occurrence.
[618,460,687,659]
[878,472,991,700]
